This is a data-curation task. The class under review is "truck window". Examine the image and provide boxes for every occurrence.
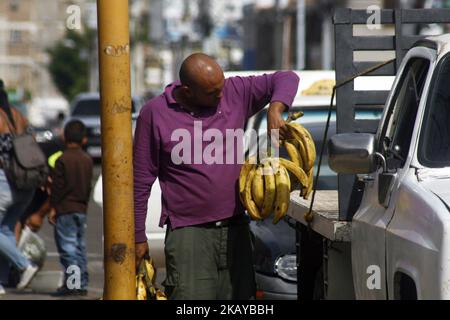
[380,58,430,169]
[419,53,450,167]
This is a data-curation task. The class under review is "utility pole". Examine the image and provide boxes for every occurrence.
[296,0,305,70]
[274,0,283,69]
[97,0,136,300]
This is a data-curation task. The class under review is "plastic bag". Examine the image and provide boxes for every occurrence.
[18,225,47,268]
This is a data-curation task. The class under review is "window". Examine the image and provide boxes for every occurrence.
[419,54,450,167]
[379,58,430,169]
[9,0,19,11]
[10,30,22,43]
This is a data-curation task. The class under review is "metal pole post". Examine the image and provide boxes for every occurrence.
[321,14,333,70]
[97,0,135,300]
[296,0,305,70]
[274,0,283,70]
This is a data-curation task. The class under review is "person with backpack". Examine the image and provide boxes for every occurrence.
[0,86,39,294]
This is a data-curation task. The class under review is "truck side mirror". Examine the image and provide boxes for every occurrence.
[328,133,377,174]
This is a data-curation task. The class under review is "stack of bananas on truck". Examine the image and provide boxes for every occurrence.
[239,115,316,225]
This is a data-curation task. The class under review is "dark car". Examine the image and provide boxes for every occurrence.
[248,105,382,299]
[67,93,143,159]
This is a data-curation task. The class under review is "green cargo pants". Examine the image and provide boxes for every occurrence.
[162,215,256,300]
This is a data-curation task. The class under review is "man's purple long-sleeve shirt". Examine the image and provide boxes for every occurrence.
[133,71,300,243]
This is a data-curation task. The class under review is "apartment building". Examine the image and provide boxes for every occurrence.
[0,0,91,99]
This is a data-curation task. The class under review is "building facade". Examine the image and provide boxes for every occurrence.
[0,0,92,101]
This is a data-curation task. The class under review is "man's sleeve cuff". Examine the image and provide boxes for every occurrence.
[270,95,294,111]
[135,232,148,244]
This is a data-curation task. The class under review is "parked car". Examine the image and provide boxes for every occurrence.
[28,96,69,128]
[67,92,144,159]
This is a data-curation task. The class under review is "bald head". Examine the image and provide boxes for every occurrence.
[179,53,223,87]
[177,53,225,109]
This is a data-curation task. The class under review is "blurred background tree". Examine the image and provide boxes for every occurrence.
[47,28,94,102]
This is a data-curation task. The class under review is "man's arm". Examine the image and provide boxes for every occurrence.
[229,71,300,140]
[228,71,300,118]
[134,109,160,268]
[267,101,290,141]
[133,108,160,265]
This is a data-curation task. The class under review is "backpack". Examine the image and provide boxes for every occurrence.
[0,110,49,190]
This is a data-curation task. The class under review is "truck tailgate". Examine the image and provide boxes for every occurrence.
[287,190,351,242]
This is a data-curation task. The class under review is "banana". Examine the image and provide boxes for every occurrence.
[289,139,304,168]
[149,286,156,297]
[284,140,303,168]
[286,111,304,122]
[244,167,263,220]
[287,123,316,172]
[271,160,291,224]
[286,125,307,166]
[251,165,265,209]
[261,160,276,219]
[291,123,316,165]
[143,258,155,288]
[156,290,168,300]
[304,168,314,200]
[292,122,314,142]
[239,157,256,204]
[278,157,309,191]
[283,140,302,191]
[136,274,147,300]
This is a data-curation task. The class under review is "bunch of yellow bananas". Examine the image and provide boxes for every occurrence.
[136,257,167,300]
[239,115,316,225]
[282,122,316,199]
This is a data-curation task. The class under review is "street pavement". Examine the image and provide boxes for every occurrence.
[1,164,165,300]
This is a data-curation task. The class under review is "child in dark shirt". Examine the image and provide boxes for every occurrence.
[48,120,93,296]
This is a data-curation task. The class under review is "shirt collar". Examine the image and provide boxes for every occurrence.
[164,80,181,105]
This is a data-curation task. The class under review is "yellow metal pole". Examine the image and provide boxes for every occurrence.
[97,0,135,299]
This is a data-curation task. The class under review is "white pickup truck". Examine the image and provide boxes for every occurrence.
[289,33,450,300]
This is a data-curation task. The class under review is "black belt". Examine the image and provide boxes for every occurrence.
[202,214,249,228]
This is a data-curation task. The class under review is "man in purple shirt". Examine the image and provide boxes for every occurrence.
[134,53,299,299]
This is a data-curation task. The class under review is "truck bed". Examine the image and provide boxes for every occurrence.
[287,190,351,242]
